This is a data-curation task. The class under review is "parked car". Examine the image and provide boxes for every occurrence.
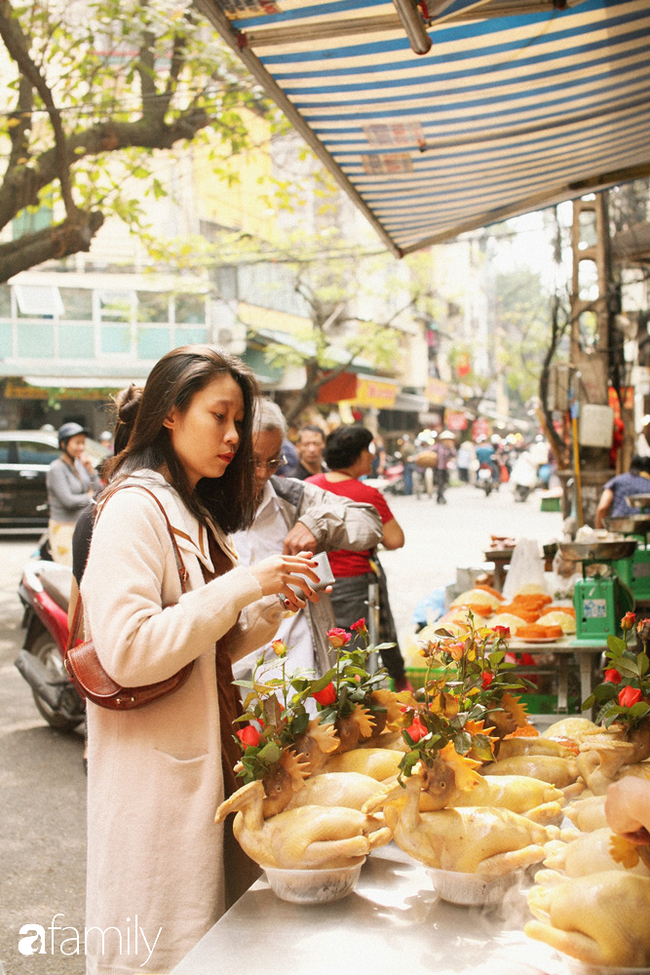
[0,430,108,532]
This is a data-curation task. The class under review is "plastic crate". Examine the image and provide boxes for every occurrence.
[540,495,561,512]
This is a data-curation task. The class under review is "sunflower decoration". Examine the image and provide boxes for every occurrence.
[233,641,316,816]
[309,620,404,752]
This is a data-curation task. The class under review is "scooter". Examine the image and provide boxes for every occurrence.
[510,451,538,503]
[15,559,84,732]
[477,462,494,496]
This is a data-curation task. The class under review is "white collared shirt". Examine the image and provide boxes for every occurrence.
[231,480,314,684]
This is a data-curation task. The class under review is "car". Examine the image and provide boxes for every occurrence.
[0,430,108,533]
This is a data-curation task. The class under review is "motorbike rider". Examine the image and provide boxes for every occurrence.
[46,422,101,566]
[475,434,500,485]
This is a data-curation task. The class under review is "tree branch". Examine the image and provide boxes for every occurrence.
[0,210,104,282]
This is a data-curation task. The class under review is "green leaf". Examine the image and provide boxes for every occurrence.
[256,741,281,765]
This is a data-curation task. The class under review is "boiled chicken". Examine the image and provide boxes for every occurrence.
[284,772,382,812]
[540,827,650,880]
[483,753,579,789]
[540,716,601,746]
[526,871,650,967]
[564,795,608,832]
[320,747,403,781]
[578,724,650,795]
[495,736,576,762]
[215,780,391,869]
[385,745,564,825]
[366,771,554,878]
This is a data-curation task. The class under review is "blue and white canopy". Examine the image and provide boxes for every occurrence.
[196,0,650,256]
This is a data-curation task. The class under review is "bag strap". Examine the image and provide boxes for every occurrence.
[66,484,189,652]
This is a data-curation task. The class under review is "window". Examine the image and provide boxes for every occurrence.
[137,292,171,323]
[175,293,206,324]
[59,288,93,321]
[17,440,60,466]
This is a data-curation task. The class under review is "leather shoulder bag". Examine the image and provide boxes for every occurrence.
[64,485,194,710]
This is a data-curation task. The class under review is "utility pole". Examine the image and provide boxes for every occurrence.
[567,193,615,526]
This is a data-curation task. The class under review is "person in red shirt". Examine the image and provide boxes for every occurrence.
[307,424,408,687]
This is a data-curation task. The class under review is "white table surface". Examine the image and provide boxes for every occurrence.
[172,846,572,975]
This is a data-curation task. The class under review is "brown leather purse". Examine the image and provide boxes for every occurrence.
[64,485,194,710]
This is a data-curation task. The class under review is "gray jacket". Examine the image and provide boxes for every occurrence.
[270,475,383,675]
[46,457,101,523]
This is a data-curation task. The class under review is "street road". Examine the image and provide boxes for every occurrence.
[0,483,563,975]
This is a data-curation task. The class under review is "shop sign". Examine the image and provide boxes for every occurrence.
[425,378,448,406]
[4,380,116,401]
[445,411,467,431]
[318,373,397,408]
[471,418,490,439]
[354,377,397,409]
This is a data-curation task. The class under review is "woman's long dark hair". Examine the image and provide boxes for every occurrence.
[103,345,260,533]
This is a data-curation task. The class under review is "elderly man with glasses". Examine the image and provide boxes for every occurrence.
[231,399,383,682]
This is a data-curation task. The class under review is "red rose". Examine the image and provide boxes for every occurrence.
[492,625,510,639]
[405,716,428,743]
[621,611,636,631]
[482,671,494,689]
[618,686,642,708]
[313,682,337,706]
[604,668,622,684]
[236,725,261,748]
[327,627,350,648]
[350,618,368,635]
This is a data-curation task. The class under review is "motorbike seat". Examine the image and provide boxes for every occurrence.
[39,565,72,612]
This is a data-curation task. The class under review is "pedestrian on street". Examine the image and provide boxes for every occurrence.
[307,424,409,688]
[289,424,327,479]
[456,438,474,483]
[399,433,417,495]
[434,430,456,504]
[80,345,325,973]
[46,422,101,566]
[595,456,650,526]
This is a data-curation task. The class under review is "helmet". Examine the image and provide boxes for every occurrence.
[439,430,455,441]
[99,431,112,443]
[57,422,88,448]
[490,434,501,444]
[476,434,487,443]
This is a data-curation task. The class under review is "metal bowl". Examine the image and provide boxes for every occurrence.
[605,515,650,534]
[559,540,638,561]
[625,494,650,509]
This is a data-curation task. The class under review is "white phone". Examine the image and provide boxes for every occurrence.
[287,550,335,598]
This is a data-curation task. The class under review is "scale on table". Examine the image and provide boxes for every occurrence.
[605,506,650,601]
[559,539,637,645]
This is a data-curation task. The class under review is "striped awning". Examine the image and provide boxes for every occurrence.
[195,0,650,257]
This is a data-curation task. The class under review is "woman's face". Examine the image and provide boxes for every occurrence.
[65,434,86,459]
[163,374,245,488]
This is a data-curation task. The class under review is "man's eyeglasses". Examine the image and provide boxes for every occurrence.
[254,455,287,473]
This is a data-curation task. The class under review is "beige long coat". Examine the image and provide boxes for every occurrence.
[81,472,284,975]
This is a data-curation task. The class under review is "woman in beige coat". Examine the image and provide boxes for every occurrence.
[81,346,322,975]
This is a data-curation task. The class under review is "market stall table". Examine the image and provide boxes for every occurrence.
[507,636,604,715]
[171,847,566,975]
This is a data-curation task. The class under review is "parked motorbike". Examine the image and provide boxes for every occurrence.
[382,460,405,495]
[477,462,494,496]
[15,558,84,732]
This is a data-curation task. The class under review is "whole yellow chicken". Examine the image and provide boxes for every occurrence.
[526,872,650,967]
[215,780,391,870]
[366,767,554,878]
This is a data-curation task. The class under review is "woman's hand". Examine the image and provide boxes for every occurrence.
[248,551,325,610]
[80,451,95,474]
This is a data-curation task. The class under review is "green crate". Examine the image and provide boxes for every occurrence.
[540,496,561,512]
[518,693,580,714]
